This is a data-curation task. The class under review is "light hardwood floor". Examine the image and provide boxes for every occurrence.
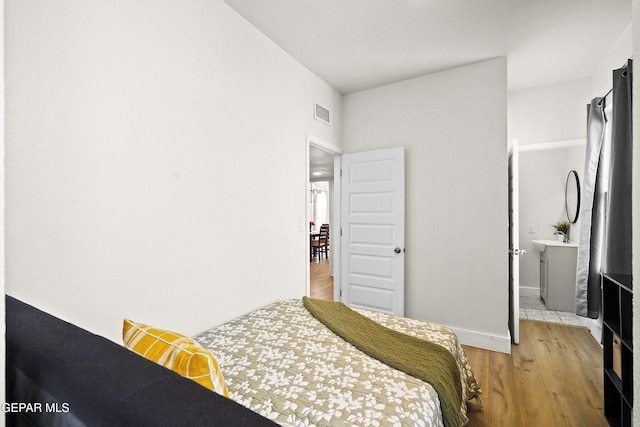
[464,320,606,426]
[310,257,333,300]
[310,259,606,426]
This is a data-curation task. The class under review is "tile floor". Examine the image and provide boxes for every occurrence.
[519,287,586,327]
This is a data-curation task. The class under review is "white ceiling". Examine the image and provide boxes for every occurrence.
[223,0,632,179]
[309,145,336,180]
[224,0,631,95]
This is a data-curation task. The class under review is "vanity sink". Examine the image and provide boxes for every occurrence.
[533,239,579,312]
[531,239,578,252]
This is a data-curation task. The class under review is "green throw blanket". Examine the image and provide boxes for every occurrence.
[303,297,463,427]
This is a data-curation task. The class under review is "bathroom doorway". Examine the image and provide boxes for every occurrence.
[517,140,587,327]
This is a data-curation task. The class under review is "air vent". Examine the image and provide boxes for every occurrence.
[314,102,330,126]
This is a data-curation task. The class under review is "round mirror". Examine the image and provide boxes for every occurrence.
[565,170,581,224]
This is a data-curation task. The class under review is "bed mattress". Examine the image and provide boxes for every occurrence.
[194,299,480,426]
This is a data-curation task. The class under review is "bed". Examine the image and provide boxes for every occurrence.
[194,298,481,427]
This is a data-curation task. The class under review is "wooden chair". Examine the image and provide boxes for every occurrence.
[321,224,330,254]
[311,225,329,260]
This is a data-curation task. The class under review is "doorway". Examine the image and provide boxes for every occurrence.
[309,180,332,299]
[306,136,341,301]
[515,139,588,331]
[306,141,407,315]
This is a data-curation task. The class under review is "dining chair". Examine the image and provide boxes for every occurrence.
[312,225,329,260]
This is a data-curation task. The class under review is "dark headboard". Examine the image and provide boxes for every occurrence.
[5,295,276,426]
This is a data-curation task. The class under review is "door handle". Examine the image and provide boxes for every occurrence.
[509,248,526,256]
[394,247,404,254]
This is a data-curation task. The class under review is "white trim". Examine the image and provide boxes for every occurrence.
[585,317,603,346]
[448,326,512,354]
[307,134,342,155]
[333,156,341,302]
[518,138,586,152]
[305,142,311,298]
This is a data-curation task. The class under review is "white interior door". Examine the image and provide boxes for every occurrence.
[340,147,405,316]
[508,139,522,344]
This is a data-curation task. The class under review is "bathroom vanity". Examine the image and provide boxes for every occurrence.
[532,240,578,312]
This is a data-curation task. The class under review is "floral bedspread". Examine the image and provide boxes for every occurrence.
[194,300,481,426]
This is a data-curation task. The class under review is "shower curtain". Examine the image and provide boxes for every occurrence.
[605,59,633,275]
[575,97,606,318]
[576,59,633,318]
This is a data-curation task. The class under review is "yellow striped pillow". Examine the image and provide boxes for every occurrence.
[123,319,228,397]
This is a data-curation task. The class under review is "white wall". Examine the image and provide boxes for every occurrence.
[343,58,509,352]
[5,0,342,343]
[518,146,585,288]
[508,78,592,146]
[593,23,632,94]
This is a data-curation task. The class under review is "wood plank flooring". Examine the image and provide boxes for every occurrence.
[310,259,606,426]
[310,257,333,300]
[464,320,606,427]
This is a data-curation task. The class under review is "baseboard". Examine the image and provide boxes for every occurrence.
[585,317,603,345]
[448,326,512,354]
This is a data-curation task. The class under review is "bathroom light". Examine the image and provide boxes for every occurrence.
[313,172,322,176]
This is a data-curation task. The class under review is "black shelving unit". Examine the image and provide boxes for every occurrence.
[602,273,633,427]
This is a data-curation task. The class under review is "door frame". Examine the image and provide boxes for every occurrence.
[508,138,520,344]
[306,134,342,299]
